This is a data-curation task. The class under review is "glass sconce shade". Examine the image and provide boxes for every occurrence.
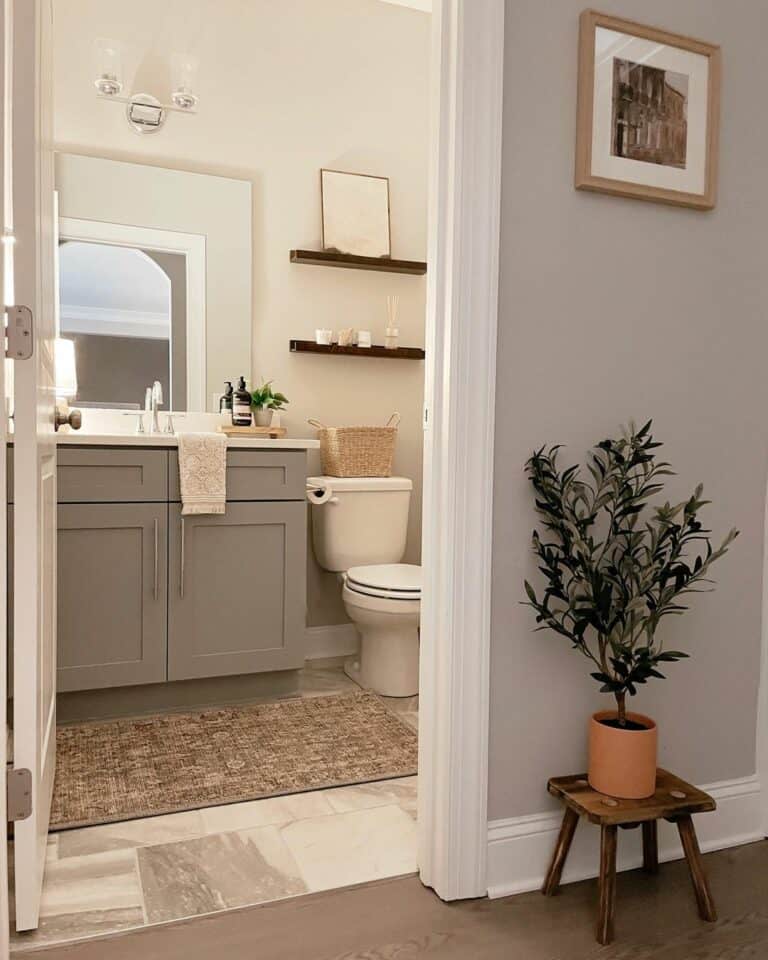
[94,37,123,96]
[55,338,78,399]
[171,52,199,109]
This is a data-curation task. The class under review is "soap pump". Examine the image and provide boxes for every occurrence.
[232,376,252,426]
[219,381,234,414]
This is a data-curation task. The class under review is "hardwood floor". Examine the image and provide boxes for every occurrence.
[19,841,768,959]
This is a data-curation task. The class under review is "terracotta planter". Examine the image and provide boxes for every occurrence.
[588,710,658,799]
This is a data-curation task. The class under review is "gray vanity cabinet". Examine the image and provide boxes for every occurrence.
[57,503,168,692]
[167,501,307,680]
[55,445,309,697]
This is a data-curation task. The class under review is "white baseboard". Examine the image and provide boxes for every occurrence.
[305,623,359,661]
[487,774,764,899]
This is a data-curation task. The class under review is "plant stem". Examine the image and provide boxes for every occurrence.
[615,690,627,727]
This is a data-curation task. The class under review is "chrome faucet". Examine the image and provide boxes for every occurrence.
[146,381,163,434]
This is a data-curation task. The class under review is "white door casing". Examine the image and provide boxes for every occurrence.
[417,0,504,900]
[11,0,57,933]
[0,0,507,931]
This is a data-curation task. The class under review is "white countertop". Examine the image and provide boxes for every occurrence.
[55,432,319,450]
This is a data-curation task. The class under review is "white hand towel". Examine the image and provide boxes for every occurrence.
[177,432,226,515]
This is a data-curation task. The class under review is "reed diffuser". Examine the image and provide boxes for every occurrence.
[385,295,400,349]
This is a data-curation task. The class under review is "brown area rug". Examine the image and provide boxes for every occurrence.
[50,692,417,830]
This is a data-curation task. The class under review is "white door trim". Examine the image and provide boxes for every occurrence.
[57,217,207,412]
[0,0,11,950]
[418,0,504,900]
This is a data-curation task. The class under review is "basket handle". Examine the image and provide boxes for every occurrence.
[307,418,327,430]
[386,412,401,428]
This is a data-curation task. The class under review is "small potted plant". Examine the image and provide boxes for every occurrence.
[523,421,737,799]
[251,380,289,427]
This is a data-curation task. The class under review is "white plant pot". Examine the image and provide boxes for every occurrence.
[253,407,273,427]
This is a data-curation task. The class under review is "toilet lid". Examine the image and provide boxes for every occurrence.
[346,563,421,600]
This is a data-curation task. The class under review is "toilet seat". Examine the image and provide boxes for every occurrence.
[345,563,421,601]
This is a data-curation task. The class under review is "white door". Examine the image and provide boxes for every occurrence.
[0,0,13,952]
[9,0,57,933]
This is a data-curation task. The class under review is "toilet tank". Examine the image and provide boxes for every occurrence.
[307,476,413,572]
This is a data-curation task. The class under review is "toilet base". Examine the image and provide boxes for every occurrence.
[342,583,420,699]
[343,625,419,699]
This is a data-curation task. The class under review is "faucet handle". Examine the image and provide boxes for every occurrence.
[164,413,175,434]
[123,412,146,434]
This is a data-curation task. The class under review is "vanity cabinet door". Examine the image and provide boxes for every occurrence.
[58,503,168,692]
[168,502,307,680]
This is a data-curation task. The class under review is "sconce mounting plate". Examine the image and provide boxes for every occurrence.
[126,93,165,135]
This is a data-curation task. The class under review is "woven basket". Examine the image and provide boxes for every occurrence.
[308,413,400,477]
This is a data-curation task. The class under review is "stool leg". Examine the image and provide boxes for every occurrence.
[542,807,579,896]
[597,824,617,945]
[642,820,658,874]
[676,815,717,922]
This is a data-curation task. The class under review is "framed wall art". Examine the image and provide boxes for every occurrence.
[320,169,391,258]
[575,10,721,209]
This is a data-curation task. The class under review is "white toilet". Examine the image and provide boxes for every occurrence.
[307,476,420,697]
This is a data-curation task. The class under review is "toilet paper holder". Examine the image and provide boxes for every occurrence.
[306,483,339,505]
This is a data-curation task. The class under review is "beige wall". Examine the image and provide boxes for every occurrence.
[52,0,430,626]
[491,0,768,821]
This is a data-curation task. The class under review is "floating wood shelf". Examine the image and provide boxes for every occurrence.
[290,249,427,275]
[290,340,425,360]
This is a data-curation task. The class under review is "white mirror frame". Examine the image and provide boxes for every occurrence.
[58,217,206,412]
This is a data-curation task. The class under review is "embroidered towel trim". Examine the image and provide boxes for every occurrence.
[177,432,226,515]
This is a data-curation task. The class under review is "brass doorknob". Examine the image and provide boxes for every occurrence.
[54,407,82,431]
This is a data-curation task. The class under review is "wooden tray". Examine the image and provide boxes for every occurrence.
[217,424,287,438]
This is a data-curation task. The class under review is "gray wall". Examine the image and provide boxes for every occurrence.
[66,334,168,409]
[490,0,768,821]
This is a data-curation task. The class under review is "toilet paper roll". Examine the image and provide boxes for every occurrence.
[306,484,333,505]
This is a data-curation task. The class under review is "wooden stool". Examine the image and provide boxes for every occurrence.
[542,769,717,945]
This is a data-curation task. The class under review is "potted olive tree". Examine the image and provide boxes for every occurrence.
[523,421,737,799]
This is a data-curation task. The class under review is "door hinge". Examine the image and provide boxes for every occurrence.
[7,766,32,822]
[4,305,34,360]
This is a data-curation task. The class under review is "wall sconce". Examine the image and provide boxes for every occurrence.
[93,38,199,135]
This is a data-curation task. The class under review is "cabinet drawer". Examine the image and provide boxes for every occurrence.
[169,449,306,501]
[58,448,168,502]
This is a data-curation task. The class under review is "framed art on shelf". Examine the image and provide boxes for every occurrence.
[575,10,721,209]
[320,169,391,258]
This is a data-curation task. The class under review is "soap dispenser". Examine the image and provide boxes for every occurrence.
[219,381,234,414]
[232,376,252,426]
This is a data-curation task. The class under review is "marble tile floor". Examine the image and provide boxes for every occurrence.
[11,776,418,952]
[11,660,419,953]
[296,658,419,731]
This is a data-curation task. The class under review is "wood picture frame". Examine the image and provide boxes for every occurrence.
[575,10,721,209]
[320,168,391,258]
